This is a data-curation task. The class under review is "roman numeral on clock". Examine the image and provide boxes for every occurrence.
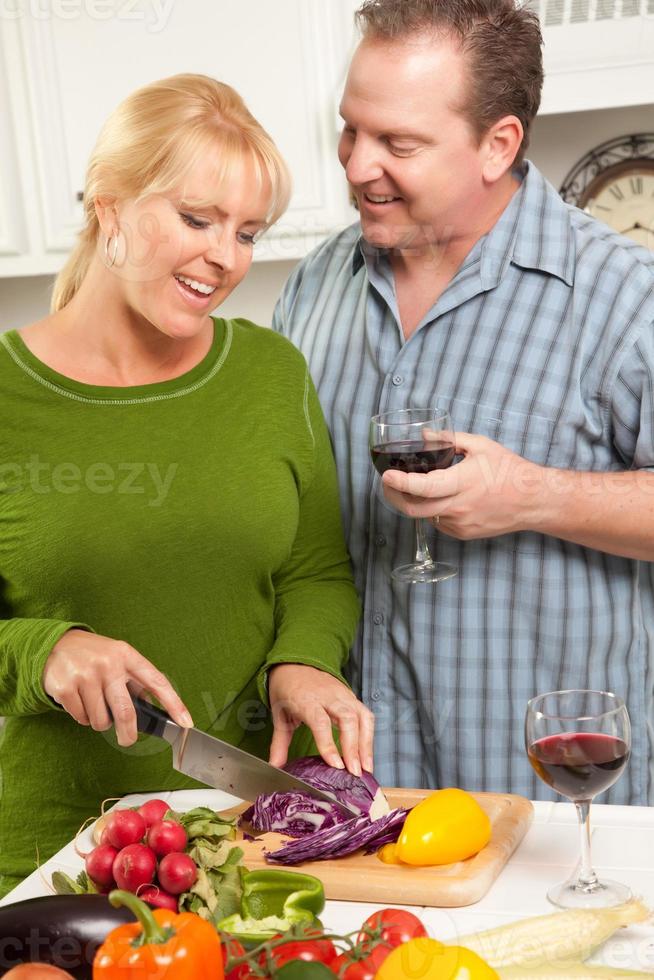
[629,177,643,195]
[609,185,625,201]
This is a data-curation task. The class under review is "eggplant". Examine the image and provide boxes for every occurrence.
[0,894,133,979]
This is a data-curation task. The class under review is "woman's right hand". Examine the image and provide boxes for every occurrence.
[42,628,193,746]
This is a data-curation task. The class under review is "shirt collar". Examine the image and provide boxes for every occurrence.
[352,237,367,276]
[350,161,576,288]
[480,161,576,288]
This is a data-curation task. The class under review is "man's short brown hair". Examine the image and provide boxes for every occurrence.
[355,0,543,165]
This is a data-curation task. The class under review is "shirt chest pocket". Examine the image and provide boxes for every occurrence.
[435,396,558,554]
[435,396,557,466]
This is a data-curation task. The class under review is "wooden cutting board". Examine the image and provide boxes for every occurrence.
[232,789,533,908]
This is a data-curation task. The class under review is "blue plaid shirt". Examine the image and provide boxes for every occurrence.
[273,162,654,804]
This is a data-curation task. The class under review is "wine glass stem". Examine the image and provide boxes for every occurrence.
[575,801,599,890]
[414,518,434,566]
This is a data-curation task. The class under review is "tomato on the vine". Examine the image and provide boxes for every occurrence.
[272,939,338,968]
[332,908,430,976]
[331,946,388,980]
[357,908,428,949]
[263,930,338,969]
[221,935,249,980]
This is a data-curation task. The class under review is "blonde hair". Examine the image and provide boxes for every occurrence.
[52,73,291,312]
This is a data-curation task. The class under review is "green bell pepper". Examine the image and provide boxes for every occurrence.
[216,912,297,942]
[217,869,325,942]
[241,869,325,921]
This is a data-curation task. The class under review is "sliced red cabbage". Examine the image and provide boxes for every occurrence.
[283,757,391,820]
[241,791,343,839]
[264,808,409,865]
[241,756,399,858]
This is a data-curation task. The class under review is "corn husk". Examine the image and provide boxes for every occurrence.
[456,899,650,969]
[500,964,653,978]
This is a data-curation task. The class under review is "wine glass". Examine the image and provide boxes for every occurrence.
[525,689,632,908]
[369,408,457,584]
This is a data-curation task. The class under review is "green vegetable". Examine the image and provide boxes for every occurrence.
[241,869,325,922]
[276,963,337,979]
[169,805,237,843]
[178,845,245,923]
[168,805,244,922]
[216,912,296,942]
[217,869,326,943]
[52,869,99,895]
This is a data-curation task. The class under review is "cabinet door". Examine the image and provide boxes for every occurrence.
[12,0,356,271]
[0,19,29,268]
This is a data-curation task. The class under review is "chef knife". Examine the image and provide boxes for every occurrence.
[130,696,357,818]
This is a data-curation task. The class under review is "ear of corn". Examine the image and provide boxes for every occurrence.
[455,899,650,969]
[499,964,654,978]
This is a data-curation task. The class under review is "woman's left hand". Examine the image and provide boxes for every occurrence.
[267,663,375,777]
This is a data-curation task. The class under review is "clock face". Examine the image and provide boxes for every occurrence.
[582,163,654,250]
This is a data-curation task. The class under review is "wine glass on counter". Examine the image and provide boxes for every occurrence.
[525,689,631,908]
[369,408,457,584]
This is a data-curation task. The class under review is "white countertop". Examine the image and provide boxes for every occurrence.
[2,790,654,973]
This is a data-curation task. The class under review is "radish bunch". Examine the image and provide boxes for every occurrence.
[84,799,198,910]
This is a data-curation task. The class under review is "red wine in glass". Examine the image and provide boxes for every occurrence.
[371,441,455,476]
[525,689,632,908]
[528,732,629,802]
[369,409,457,584]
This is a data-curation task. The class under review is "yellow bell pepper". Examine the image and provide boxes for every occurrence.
[375,938,499,979]
[381,788,491,866]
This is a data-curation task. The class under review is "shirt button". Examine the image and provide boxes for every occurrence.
[392,375,403,386]
[371,690,382,701]
[375,534,387,547]
[373,612,384,625]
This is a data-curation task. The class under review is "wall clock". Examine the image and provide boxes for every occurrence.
[559,134,654,250]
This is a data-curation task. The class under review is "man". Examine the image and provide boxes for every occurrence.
[273,0,654,803]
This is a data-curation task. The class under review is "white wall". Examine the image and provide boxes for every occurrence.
[0,260,299,333]
[1,101,652,331]
[528,102,653,188]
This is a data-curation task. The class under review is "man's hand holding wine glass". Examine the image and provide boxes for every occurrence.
[380,431,544,540]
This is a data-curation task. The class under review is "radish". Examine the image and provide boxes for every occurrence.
[137,798,170,828]
[85,843,118,888]
[138,883,179,911]
[112,842,156,891]
[146,818,187,857]
[104,808,146,849]
[157,852,198,895]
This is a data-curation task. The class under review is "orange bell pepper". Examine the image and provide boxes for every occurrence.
[93,889,224,980]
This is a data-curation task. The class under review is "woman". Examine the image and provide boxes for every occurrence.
[0,74,372,898]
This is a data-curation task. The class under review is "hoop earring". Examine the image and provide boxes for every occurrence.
[104,232,119,268]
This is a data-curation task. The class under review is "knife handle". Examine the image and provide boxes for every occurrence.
[131,695,173,739]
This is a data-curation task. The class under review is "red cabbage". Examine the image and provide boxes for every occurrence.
[241,756,391,838]
[283,757,391,820]
[264,808,409,864]
[242,791,344,838]
[240,756,406,863]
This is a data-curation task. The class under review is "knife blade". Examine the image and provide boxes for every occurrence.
[131,696,357,818]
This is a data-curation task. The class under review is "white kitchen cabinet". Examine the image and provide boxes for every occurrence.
[0,19,30,267]
[0,0,358,277]
[534,0,654,114]
[1,0,652,279]
[340,0,654,115]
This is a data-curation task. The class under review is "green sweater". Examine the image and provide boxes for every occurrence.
[0,318,359,898]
